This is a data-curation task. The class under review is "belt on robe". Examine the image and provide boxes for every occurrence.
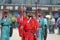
[2,25,9,26]
[25,30,34,33]
[25,30,37,40]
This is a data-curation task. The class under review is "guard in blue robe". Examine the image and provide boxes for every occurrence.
[37,9,44,40]
[1,12,12,40]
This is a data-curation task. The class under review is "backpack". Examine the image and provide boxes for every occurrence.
[57,20,60,27]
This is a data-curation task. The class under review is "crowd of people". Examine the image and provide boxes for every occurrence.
[47,15,60,34]
[0,7,60,40]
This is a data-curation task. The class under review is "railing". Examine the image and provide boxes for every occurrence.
[0,4,60,7]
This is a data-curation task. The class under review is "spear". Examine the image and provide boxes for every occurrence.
[21,6,24,21]
[18,2,25,37]
[35,0,38,18]
[21,0,24,21]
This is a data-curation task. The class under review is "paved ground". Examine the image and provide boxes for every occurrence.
[10,28,60,40]
[47,29,60,40]
[0,28,60,40]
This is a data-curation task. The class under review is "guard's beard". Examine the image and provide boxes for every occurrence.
[38,15,41,17]
[28,16,32,19]
[28,16,32,18]
[5,16,7,17]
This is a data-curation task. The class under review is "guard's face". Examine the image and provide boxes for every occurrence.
[26,12,33,17]
[26,12,30,16]
[4,14,7,17]
[30,12,33,17]
[38,12,41,17]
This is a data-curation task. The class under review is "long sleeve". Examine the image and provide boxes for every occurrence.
[34,18,39,38]
[18,20,25,37]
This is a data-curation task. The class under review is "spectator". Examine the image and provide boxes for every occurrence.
[57,17,60,35]
[48,18,51,34]
[50,16,55,34]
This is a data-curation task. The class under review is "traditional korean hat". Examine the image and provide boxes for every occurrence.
[26,7,34,13]
[37,9,41,13]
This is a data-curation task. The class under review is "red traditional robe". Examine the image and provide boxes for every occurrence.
[18,17,39,40]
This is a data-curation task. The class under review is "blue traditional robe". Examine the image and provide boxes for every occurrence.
[1,17,12,40]
[37,18,44,40]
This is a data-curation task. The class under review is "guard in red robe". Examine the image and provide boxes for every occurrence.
[18,7,39,40]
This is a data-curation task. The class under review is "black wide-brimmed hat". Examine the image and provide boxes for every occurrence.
[37,9,41,12]
[26,7,34,13]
